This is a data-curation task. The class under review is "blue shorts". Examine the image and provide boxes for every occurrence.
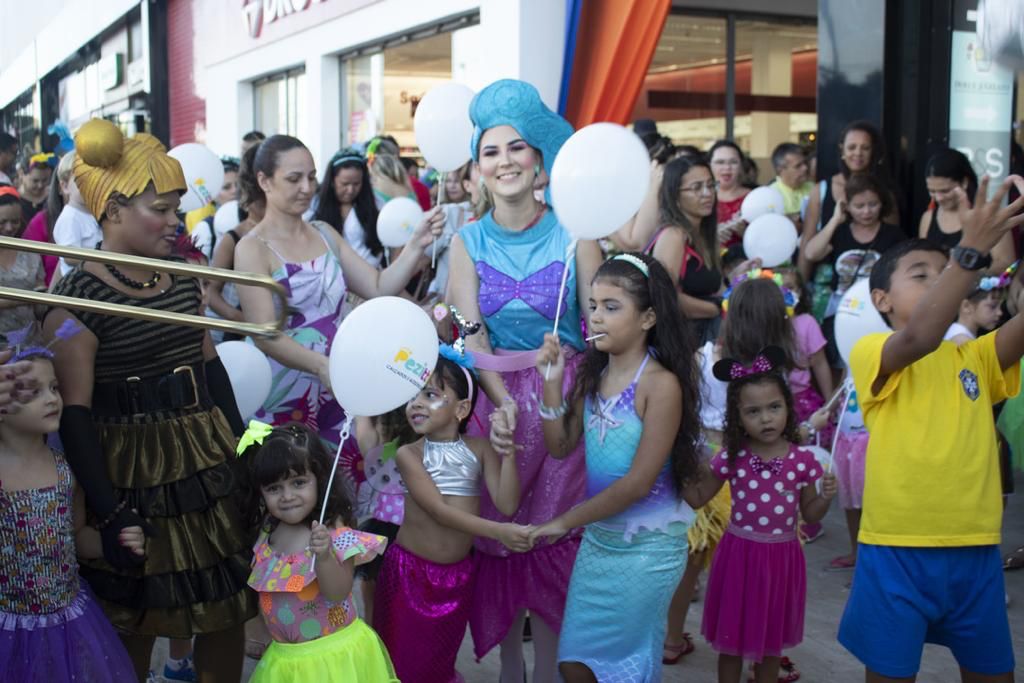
[838,544,1014,677]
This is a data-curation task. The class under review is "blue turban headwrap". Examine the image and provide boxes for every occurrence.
[469,80,574,192]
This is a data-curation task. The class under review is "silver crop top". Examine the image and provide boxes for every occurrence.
[405,438,481,497]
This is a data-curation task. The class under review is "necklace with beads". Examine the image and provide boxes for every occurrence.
[96,243,161,290]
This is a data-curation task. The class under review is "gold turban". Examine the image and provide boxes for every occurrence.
[73,119,186,221]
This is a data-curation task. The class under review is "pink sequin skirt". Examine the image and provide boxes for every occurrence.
[466,348,587,658]
[701,526,807,662]
[833,431,868,509]
[374,543,474,683]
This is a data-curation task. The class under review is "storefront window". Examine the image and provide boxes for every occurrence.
[253,68,307,141]
[340,17,479,153]
[634,12,817,181]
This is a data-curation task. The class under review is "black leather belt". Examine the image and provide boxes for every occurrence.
[92,364,211,417]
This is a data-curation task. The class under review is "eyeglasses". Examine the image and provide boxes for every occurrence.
[681,181,719,195]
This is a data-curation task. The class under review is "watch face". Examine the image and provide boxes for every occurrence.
[961,250,979,268]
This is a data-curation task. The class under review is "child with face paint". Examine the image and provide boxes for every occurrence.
[373,347,531,683]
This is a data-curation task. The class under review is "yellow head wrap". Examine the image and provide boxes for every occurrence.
[73,119,186,221]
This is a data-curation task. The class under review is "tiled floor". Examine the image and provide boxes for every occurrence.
[155,474,1024,681]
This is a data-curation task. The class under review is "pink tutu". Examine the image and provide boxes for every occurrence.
[467,347,586,658]
[701,526,807,662]
[833,430,868,509]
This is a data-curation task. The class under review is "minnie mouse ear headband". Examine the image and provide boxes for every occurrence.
[722,268,799,317]
[712,346,787,383]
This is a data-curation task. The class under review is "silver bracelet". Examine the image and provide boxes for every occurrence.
[538,399,568,421]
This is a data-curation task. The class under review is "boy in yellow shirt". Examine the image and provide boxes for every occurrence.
[839,175,1024,682]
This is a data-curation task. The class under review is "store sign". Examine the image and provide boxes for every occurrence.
[949,1,1015,196]
[242,0,331,39]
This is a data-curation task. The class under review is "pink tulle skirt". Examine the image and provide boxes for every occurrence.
[374,543,474,683]
[833,431,868,509]
[701,526,807,662]
[466,347,587,658]
[793,387,834,449]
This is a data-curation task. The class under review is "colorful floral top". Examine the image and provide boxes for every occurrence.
[0,450,78,615]
[248,524,386,643]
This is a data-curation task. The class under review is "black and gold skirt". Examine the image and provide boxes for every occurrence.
[80,404,257,638]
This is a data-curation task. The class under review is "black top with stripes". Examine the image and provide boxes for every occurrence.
[52,266,205,383]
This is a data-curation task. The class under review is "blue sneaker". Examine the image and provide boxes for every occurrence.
[163,656,197,682]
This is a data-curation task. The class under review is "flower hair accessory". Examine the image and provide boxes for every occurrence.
[236,420,274,456]
[977,260,1020,293]
[712,346,786,383]
[5,319,82,363]
[611,253,649,277]
[722,268,799,317]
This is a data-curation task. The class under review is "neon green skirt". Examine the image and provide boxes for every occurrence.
[250,618,398,683]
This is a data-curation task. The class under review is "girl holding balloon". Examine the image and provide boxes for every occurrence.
[446,79,602,682]
[234,135,443,464]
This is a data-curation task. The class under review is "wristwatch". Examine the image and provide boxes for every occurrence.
[951,246,992,271]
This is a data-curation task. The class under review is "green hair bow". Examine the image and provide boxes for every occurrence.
[236,420,274,456]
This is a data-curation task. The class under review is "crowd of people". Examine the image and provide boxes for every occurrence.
[0,76,1021,683]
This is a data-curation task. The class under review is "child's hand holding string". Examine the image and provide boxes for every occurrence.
[309,521,333,557]
[536,333,565,383]
[820,472,838,502]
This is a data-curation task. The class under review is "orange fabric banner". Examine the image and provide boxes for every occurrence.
[564,0,671,128]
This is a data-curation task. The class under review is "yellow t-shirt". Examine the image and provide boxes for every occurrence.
[184,203,216,233]
[770,179,813,215]
[850,331,1019,547]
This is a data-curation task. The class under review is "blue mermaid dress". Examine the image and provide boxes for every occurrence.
[557,354,695,682]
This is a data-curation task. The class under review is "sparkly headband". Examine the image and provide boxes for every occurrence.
[611,253,650,277]
[723,268,799,318]
[712,346,786,383]
[331,153,365,168]
[977,260,1020,293]
[0,186,20,200]
[5,319,81,364]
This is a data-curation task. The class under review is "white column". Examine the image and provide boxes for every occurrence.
[306,53,341,167]
[749,34,792,162]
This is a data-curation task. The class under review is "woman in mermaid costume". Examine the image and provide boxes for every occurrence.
[446,79,603,681]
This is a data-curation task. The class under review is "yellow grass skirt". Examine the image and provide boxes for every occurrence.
[687,483,731,570]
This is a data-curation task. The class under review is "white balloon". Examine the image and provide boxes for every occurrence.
[329,297,439,416]
[742,214,798,267]
[377,197,424,248]
[216,341,273,421]
[550,123,650,240]
[835,278,891,369]
[213,200,240,236]
[169,144,224,212]
[414,83,476,172]
[740,186,786,223]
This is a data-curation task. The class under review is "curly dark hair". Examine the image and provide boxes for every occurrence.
[721,372,800,462]
[721,277,800,371]
[566,252,701,494]
[245,422,354,531]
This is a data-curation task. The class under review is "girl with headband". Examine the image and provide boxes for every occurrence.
[445,78,603,681]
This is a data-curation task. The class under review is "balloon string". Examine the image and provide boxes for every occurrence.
[433,172,446,269]
[825,377,854,474]
[310,414,354,573]
[545,239,578,381]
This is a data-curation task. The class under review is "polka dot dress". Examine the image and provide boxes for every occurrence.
[701,444,822,660]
